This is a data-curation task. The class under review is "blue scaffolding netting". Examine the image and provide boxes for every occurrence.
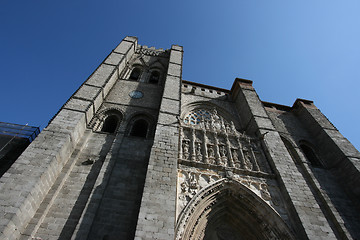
[0,122,40,142]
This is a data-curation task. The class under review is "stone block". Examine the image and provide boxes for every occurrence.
[163,76,181,100]
[102,68,118,98]
[64,98,92,113]
[74,85,102,101]
[104,52,125,66]
[160,98,180,115]
[114,40,135,55]
[241,89,268,118]
[167,63,182,77]
[86,64,116,88]
[171,45,183,51]
[169,50,183,65]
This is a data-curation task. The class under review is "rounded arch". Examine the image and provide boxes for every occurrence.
[90,108,123,133]
[126,113,155,139]
[148,68,161,84]
[280,135,302,165]
[181,102,241,130]
[129,66,142,81]
[176,179,295,240]
[299,140,324,168]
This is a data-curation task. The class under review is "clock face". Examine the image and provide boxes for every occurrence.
[129,90,144,99]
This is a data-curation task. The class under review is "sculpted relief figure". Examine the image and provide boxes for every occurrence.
[196,142,202,162]
[207,145,216,164]
[232,149,241,168]
[182,140,190,160]
[219,145,227,166]
[243,150,253,170]
[180,108,269,173]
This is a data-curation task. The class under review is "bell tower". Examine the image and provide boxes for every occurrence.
[0,36,183,240]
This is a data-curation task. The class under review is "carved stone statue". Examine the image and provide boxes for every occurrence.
[183,140,190,160]
[232,149,241,168]
[196,142,202,162]
[243,151,253,170]
[220,146,227,157]
[207,146,215,164]
[188,174,198,196]
[231,121,236,133]
[260,183,271,201]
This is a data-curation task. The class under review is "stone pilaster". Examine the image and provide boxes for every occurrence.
[231,78,337,239]
[293,99,360,202]
[135,45,183,240]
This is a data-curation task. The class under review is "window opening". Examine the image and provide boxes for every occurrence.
[101,115,118,133]
[130,119,148,138]
[149,71,160,84]
[300,144,322,167]
[184,109,212,125]
[129,68,141,81]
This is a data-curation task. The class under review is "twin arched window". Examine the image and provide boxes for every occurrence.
[99,116,151,138]
[128,67,161,84]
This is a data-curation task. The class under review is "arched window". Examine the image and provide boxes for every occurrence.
[101,115,119,133]
[130,119,149,138]
[149,71,160,84]
[129,67,141,81]
[300,143,323,168]
[281,136,300,163]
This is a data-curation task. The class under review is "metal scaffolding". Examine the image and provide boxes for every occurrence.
[0,122,40,142]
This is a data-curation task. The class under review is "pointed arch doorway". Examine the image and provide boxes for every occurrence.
[175,179,295,240]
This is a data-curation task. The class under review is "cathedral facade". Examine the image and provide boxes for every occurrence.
[0,36,359,240]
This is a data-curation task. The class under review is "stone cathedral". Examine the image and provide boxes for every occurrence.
[0,36,359,240]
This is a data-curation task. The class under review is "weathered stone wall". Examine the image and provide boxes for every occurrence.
[231,79,340,239]
[266,100,360,239]
[135,45,183,240]
[0,36,138,240]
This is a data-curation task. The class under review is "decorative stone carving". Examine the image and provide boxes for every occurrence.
[219,145,227,166]
[177,168,283,221]
[195,142,202,162]
[180,108,272,174]
[175,179,295,240]
[182,140,190,160]
[136,45,170,57]
[177,170,220,215]
[243,150,253,170]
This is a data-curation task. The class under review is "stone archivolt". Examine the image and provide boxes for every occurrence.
[177,169,283,218]
[175,179,295,240]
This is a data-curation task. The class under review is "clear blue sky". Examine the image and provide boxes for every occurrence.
[1,1,359,150]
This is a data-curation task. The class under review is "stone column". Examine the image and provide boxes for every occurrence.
[236,136,245,169]
[225,135,234,167]
[191,128,196,161]
[179,127,183,159]
[134,45,183,240]
[203,130,208,164]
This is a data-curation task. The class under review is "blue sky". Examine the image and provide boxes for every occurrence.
[1,1,359,150]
